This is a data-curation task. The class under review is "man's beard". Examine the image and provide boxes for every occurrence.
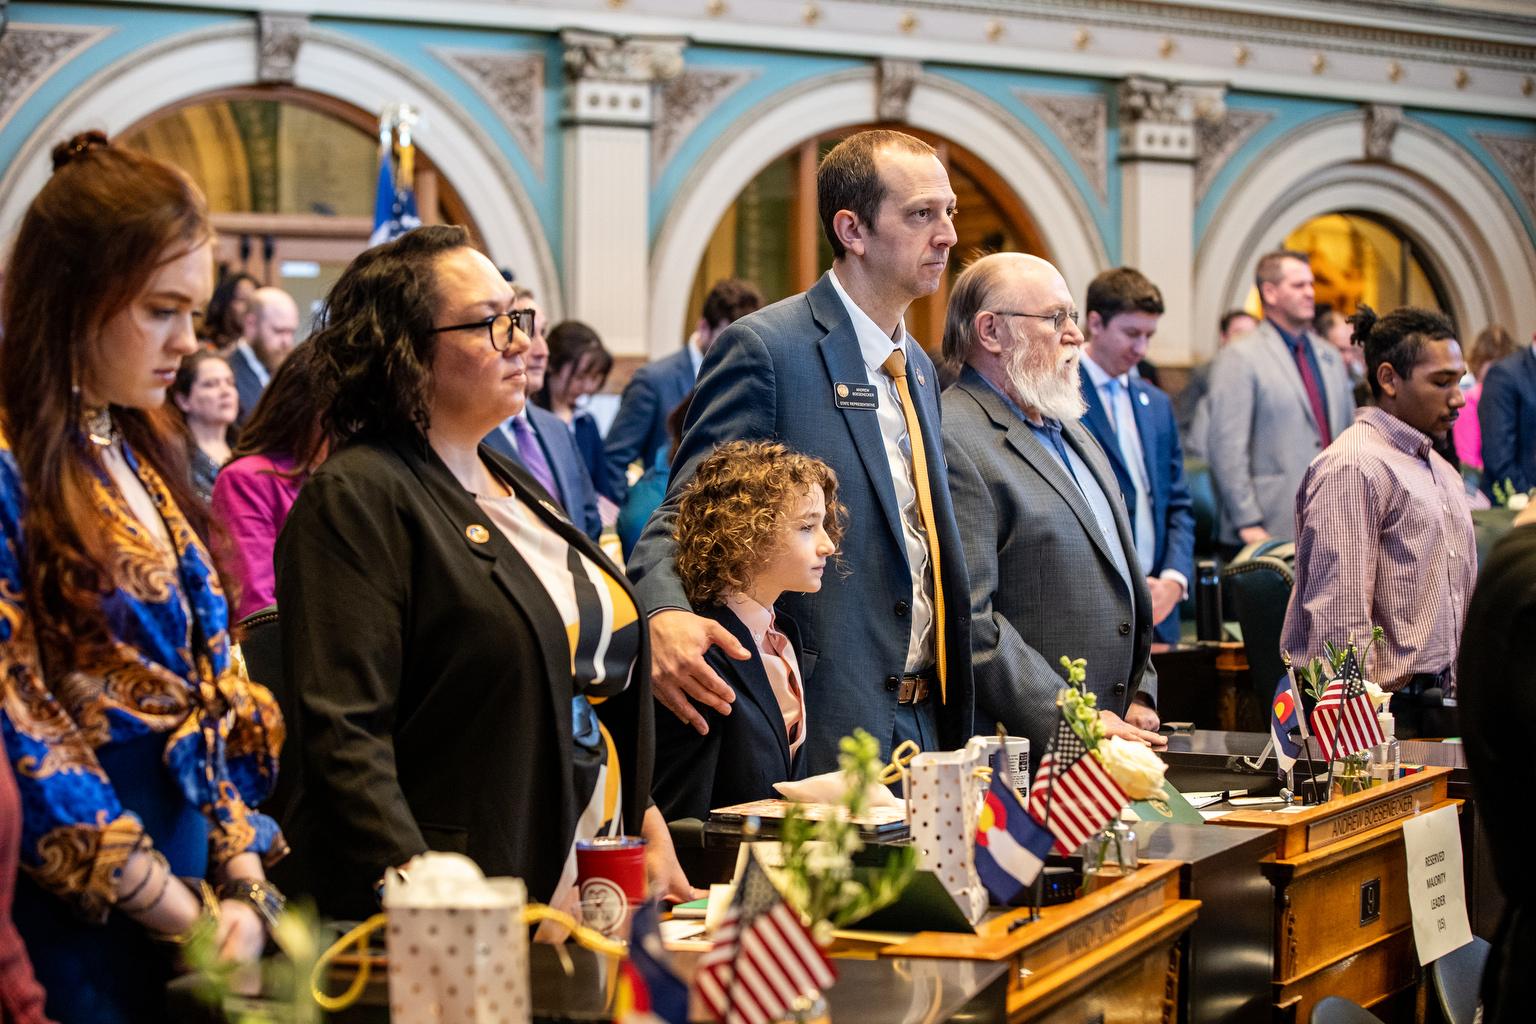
[1005,340,1086,422]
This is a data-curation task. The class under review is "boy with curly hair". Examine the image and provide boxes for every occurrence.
[651,440,843,820]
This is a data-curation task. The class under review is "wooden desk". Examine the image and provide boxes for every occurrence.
[850,860,1199,1024]
[1212,768,1456,1023]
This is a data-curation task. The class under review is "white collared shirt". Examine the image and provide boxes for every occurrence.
[826,269,935,675]
[687,331,706,379]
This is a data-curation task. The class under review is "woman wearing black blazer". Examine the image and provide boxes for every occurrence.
[275,226,665,920]
[651,441,842,822]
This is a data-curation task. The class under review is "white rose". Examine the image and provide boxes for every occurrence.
[1507,492,1530,510]
[1097,736,1167,800]
[1362,679,1391,712]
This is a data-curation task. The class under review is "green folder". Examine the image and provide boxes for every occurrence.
[1126,780,1206,825]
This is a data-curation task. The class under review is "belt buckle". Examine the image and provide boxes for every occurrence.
[897,673,931,705]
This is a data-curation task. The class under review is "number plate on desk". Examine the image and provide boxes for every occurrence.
[1360,877,1382,925]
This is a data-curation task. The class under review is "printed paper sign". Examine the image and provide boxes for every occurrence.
[1400,804,1473,965]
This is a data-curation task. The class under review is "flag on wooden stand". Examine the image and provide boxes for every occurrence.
[695,853,836,1024]
[976,758,1055,904]
[1028,715,1128,854]
[1269,669,1305,773]
[1309,648,1384,762]
[615,900,688,1024]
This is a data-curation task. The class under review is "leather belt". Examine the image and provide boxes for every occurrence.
[897,668,936,705]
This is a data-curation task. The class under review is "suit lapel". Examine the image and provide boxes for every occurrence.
[959,368,1122,572]
[709,607,793,778]
[808,277,906,552]
[528,409,579,517]
[1063,422,1141,572]
[1259,322,1321,430]
[482,421,518,462]
[1127,379,1160,504]
[1077,363,1131,493]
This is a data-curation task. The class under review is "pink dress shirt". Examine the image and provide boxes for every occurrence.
[210,452,307,621]
[1452,382,1483,469]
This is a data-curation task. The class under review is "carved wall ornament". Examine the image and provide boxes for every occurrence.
[0,23,112,135]
[1017,91,1108,203]
[651,66,757,180]
[1194,107,1272,200]
[1117,76,1225,162]
[561,30,685,85]
[432,48,546,177]
[1362,104,1403,162]
[877,59,922,123]
[257,12,308,84]
[1473,131,1536,223]
[986,21,1004,43]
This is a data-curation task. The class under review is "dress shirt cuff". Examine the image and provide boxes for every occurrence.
[646,605,689,618]
[1159,569,1188,600]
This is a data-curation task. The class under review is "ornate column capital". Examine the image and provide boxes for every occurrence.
[876,58,922,123]
[1363,103,1404,162]
[1117,75,1225,162]
[561,30,686,127]
[256,12,307,85]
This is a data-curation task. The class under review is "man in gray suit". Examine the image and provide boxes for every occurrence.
[941,253,1163,761]
[630,130,973,770]
[1206,250,1355,549]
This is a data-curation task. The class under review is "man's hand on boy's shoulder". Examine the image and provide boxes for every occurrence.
[648,608,750,735]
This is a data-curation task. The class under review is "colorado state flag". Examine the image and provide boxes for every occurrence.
[1270,670,1304,772]
[975,764,1054,905]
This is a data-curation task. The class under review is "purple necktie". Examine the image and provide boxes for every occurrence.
[509,416,560,502]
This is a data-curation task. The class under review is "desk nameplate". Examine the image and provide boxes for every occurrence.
[1304,780,1436,853]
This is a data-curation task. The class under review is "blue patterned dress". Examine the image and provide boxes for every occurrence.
[0,434,285,1023]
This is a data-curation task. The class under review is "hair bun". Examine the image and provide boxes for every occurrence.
[1347,302,1377,348]
[50,131,110,172]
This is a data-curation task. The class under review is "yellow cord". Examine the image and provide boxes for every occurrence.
[309,904,628,1011]
[877,739,921,786]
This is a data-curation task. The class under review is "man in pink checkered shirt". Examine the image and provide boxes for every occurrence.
[1281,304,1477,738]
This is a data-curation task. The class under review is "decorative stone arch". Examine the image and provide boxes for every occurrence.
[1196,112,1536,359]
[0,22,560,310]
[648,68,1108,357]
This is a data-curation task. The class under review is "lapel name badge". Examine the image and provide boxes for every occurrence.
[1138,390,1150,406]
[465,524,490,544]
[834,381,880,410]
[916,369,927,386]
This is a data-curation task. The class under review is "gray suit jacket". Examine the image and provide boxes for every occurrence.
[628,272,974,772]
[942,366,1156,762]
[1205,320,1355,544]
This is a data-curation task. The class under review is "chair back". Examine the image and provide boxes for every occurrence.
[1309,995,1383,1024]
[1221,545,1295,710]
[1184,457,1218,557]
[1430,935,1490,1024]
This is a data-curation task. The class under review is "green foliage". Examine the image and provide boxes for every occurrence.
[776,729,917,944]
[181,902,324,1024]
[1057,656,1104,749]
[1298,625,1388,702]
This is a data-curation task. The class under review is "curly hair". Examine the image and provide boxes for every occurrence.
[675,440,845,608]
[310,224,469,445]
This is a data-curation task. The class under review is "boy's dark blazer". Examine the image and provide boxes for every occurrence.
[651,603,808,821]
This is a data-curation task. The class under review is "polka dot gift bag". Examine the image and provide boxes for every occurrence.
[904,750,989,924]
[383,853,532,1024]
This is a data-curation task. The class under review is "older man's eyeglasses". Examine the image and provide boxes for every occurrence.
[428,308,536,352]
[991,308,1080,334]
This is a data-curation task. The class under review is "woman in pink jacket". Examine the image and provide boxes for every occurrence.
[211,342,332,621]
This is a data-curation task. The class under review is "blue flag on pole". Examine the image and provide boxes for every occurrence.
[615,900,688,1024]
[975,759,1054,905]
[1270,670,1304,772]
[370,138,420,246]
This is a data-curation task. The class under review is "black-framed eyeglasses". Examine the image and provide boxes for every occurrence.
[428,308,536,352]
[990,308,1080,334]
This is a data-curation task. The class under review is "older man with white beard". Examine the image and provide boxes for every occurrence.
[941,253,1164,761]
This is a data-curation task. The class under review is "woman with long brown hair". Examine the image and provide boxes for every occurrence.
[0,132,286,1022]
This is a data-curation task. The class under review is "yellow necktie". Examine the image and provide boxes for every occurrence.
[880,348,947,705]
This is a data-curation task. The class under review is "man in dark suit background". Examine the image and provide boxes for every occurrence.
[940,253,1163,760]
[603,278,762,503]
[1077,268,1195,645]
[229,286,299,425]
[482,287,603,538]
[1479,339,1536,499]
[629,129,973,769]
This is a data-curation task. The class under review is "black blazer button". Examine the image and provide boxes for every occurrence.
[885,675,901,693]
[1114,682,1127,695]
[1118,622,1132,636]
[894,600,910,616]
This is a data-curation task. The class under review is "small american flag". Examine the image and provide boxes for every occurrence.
[1028,714,1128,854]
[695,853,836,1024]
[1309,648,1385,762]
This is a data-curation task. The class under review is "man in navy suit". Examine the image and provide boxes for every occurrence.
[482,287,602,538]
[1076,268,1195,645]
[603,278,761,502]
[629,130,973,770]
[229,286,299,426]
[1479,341,1536,499]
